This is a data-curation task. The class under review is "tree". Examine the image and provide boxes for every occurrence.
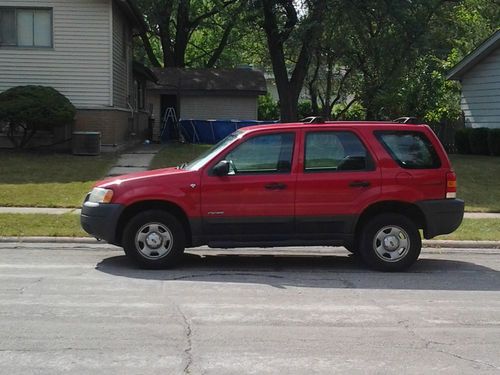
[260,0,328,122]
[0,86,76,149]
[136,0,245,67]
[338,0,461,120]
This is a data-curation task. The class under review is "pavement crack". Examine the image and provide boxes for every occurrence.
[20,277,43,295]
[175,305,194,375]
[433,348,499,370]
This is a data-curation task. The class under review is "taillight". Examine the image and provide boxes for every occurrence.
[446,171,457,199]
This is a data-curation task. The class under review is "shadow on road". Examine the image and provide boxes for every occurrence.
[95,251,500,291]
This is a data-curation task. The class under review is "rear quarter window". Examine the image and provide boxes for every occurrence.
[375,131,441,169]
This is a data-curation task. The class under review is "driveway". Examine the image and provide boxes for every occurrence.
[0,243,499,374]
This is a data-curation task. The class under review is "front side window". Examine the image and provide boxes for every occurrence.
[0,8,52,48]
[305,131,371,172]
[376,131,441,169]
[225,133,295,174]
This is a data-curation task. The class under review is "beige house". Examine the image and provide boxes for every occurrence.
[447,30,500,129]
[147,68,267,141]
[0,0,154,146]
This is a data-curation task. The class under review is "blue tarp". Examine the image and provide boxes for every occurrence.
[175,120,278,144]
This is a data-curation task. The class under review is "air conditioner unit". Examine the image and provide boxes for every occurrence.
[72,131,101,155]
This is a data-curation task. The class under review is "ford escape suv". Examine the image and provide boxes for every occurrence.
[81,122,464,271]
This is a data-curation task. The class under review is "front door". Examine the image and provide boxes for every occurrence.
[201,132,297,242]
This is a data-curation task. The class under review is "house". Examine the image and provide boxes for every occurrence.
[0,0,155,147]
[147,67,267,141]
[447,30,500,129]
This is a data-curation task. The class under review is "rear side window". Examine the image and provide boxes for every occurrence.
[305,131,372,172]
[376,131,441,169]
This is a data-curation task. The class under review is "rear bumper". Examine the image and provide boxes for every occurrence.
[80,202,124,245]
[416,199,464,239]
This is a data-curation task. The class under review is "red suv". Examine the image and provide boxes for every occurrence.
[81,122,464,271]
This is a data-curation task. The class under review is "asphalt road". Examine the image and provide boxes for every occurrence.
[0,243,499,375]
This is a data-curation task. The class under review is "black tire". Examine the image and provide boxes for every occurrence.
[359,213,421,272]
[122,210,185,269]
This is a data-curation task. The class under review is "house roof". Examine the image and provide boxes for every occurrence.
[133,62,158,82]
[114,0,148,33]
[149,68,267,95]
[447,29,500,80]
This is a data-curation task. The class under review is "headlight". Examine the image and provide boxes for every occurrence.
[88,188,114,204]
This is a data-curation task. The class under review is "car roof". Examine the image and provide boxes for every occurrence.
[240,121,429,134]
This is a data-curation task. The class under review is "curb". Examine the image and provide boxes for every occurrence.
[1,237,500,249]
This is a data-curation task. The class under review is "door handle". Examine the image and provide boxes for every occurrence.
[349,180,371,188]
[265,183,287,190]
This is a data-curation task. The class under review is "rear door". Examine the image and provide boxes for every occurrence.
[201,131,297,242]
[295,128,382,239]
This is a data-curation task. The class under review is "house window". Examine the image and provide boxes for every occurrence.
[0,8,53,48]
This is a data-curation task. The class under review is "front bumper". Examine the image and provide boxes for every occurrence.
[416,199,465,239]
[80,201,124,245]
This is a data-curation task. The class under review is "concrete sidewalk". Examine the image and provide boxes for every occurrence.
[106,143,162,176]
[0,207,498,218]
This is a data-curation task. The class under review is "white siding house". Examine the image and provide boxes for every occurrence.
[447,30,500,129]
[0,0,153,146]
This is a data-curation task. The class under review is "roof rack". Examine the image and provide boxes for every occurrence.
[301,116,325,124]
[393,117,422,125]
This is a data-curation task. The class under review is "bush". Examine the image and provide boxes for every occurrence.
[298,101,313,119]
[454,128,472,154]
[488,129,500,156]
[469,128,490,155]
[258,93,280,121]
[0,85,75,148]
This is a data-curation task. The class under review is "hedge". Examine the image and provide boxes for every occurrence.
[454,128,472,154]
[488,129,500,156]
[468,128,490,155]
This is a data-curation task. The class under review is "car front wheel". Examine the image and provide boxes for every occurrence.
[122,210,185,269]
[359,213,421,271]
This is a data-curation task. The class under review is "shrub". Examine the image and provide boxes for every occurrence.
[488,129,500,156]
[258,93,280,121]
[0,85,76,148]
[298,101,313,119]
[469,127,490,155]
[454,128,472,154]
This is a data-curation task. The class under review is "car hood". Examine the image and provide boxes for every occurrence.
[95,167,190,189]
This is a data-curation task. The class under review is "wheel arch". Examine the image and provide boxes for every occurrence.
[354,201,426,241]
[115,200,192,247]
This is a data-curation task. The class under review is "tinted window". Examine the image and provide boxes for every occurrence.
[305,131,370,172]
[226,133,295,174]
[376,131,441,169]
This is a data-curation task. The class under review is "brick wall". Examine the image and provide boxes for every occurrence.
[74,109,130,145]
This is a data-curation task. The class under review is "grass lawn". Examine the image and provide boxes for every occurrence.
[435,219,500,241]
[449,154,500,213]
[0,151,116,208]
[0,214,86,237]
[150,142,212,169]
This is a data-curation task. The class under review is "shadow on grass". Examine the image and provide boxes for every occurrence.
[96,251,500,291]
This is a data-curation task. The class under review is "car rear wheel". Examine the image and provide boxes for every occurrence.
[359,213,421,271]
[122,210,185,269]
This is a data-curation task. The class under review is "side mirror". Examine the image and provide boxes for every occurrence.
[212,160,230,176]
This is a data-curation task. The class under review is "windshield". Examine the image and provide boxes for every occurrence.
[183,131,242,170]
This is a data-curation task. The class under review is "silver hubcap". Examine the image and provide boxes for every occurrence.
[373,225,410,262]
[135,222,173,259]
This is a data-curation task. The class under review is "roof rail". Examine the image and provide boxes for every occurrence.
[301,116,325,124]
